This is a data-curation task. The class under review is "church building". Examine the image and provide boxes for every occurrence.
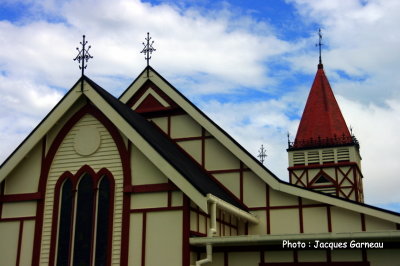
[0,36,400,265]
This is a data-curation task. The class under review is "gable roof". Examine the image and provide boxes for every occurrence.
[0,76,245,213]
[84,76,245,210]
[293,64,353,149]
[119,66,400,223]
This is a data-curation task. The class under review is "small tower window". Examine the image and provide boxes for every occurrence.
[315,175,331,184]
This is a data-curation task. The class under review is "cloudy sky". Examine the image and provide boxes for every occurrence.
[1,0,400,212]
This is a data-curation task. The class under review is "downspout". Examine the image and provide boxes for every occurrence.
[195,200,216,266]
[195,194,259,266]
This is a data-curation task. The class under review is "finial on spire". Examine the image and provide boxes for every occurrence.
[316,28,323,68]
[257,144,267,165]
[74,35,93,77]
[141,32,156,66]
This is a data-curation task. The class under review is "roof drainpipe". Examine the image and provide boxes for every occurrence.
[195,201,217,266]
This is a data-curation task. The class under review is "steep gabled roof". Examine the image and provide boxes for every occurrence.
[293,64,353,149]
[0,76,245,212]
[119,66,400,223]
[84,76,245,210]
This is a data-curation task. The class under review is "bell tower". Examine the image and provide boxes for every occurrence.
[287,60,364,202]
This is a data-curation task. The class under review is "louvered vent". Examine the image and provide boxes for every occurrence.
[293,152,305,165]
[322,149,334,163]
[337,148,350,162]
[307,151,320,164]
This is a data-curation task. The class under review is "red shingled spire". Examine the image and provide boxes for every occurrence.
[293,64,352,148]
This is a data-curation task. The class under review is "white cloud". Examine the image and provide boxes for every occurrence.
[1,0,400,211]
[339,96,400,205]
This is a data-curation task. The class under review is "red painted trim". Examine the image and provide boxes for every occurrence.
[48,171,73,265]
[16,220,24,266]
[361,213,366,231]
[293,250,298,262]
[130,206,184,213]
[138,108,186,118]
[0,181,4,218]
[196,206,200,232]
[120,140,132,266]
[239,162,244,202]
[298,197,303,233]
[167,115,171,137]
[189,207,239,231]
[167,190,172,207]
[260,250,265,263]
[327,249,331,262]
[362,249,368,262]
[121,190,131,266]
[327,205,332,232]
[189,231,206,237]
[49,165,115,265]
[126,183,178,193]
[207,168,250,174]
[141,212,147,266]
[32,104,130,266]
[0,192,43,202]
[201,128,205,168]
[249,203,328,211]
[288,161,360,171]
[266,184,270,234]
[182,196,190,266]
[0,216,36,222]
[127,79,178,109]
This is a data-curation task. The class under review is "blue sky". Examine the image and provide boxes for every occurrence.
[1,0,400,212]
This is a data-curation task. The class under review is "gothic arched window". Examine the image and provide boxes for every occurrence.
[52,170,114,266]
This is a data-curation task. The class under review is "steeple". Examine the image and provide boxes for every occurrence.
[292,65,355,149]
[287,30,363,202]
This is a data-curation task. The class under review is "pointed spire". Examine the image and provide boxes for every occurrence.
[293,65,353,149]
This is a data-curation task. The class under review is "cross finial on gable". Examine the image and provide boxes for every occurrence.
[141,32,156,67]
[74,35,93,77]
[257,144,267,165]
[316,28,323,67]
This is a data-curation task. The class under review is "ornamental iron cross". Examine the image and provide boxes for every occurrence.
[74,35,93,77]
[258,144,267,165]
[140,32,156,67]
[316,28,323,65]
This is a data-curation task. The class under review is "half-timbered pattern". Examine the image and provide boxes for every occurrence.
[288,63,364,202]
[0,65,399,266]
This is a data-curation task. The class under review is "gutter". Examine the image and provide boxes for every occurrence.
[190,230,400,246]
[194,194,259,266]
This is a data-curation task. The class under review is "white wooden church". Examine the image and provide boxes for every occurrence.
[0,36,399,266]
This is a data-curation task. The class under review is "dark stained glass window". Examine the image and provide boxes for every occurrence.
[55,171,113,266]
[57,178,73,266]
[73,174,94,266]
[95,177,111,266]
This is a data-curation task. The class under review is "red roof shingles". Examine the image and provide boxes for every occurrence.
[293,64,352,148]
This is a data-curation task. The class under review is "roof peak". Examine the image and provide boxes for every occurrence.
[292,64,352,149]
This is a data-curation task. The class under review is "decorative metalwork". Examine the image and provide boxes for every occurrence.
[257,144,267,164]
[316,28,323,65]
[288,134,360,150]
[141,32,156,67]
[74,35,93,77]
